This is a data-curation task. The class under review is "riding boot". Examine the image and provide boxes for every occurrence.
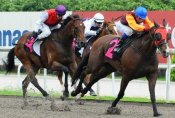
[25,30,42,53]
[113,33,128,53]
[113,39,124,53]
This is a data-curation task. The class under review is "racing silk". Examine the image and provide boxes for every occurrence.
[83,18,99,37]
[44,9,61,26]
[120,12,154,31]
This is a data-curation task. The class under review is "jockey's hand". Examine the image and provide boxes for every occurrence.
[96,29,102,35]
[144,25,150,31]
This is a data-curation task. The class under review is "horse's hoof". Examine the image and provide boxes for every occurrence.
[89,91,97,96]
[60,96,65,101]
[23,100,28,106]
[45,95,53,101]
[71,91,77,97]
[154,113,162,117]
[106,106,121,115]
[63,91,69,98]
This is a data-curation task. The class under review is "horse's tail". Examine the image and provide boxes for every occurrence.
[3,48,15,73]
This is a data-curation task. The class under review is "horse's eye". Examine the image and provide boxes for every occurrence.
[154,33,162,41]
[167,33,171,40]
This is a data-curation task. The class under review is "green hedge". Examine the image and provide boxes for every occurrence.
[171,55,175,81]
[0,0,175,11]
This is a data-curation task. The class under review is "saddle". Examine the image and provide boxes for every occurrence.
[105,36,134,61]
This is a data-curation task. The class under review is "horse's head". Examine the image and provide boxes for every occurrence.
[99,20,118,36]
[64,14,85,47]
[150,20,171,58]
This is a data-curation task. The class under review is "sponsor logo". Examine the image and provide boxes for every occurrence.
[0,30,28,46]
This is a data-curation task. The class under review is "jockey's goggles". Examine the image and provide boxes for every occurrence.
[95,21,103,24]
[57,13,64,17]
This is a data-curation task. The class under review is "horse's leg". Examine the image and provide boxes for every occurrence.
[106,76,130,114]
[30,67,49,97]
[71,68,87,97]
[147,73,161,117]
[56,70,64,93]
[57,70,69,100]
[81,65,113,96]
[51,62,70,99]
[63,71,69,98]
[22,76,30,106]
[83,74,97,96]
[71,55,89,86]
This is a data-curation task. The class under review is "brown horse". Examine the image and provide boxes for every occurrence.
[4,14,85,106]
[71,21,170,117]
[57,20,118,99]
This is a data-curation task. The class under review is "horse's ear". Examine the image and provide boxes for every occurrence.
[112,18,114,22]
[162,19,167,27]
[103,20,107,27]
[154,21,159,28]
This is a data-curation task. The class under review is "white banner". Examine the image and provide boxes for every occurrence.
[0,11,72,48]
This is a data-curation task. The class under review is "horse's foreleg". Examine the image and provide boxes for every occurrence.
[111,77,129,107]
[57,71,69,99]
[63,71,69,98]
[147,73,161,117]
[107,76,129,115]
[57,71,64,92]
[52,62,70,100]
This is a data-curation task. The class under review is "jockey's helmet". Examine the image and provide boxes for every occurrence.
[93,13,104,23]
[55,5,66,16]
[134,6,147,20]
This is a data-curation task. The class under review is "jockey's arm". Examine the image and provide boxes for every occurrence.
[34,11,48,32]
[126,14,145,31]
[84,21,97,37]
[143,17,155,28]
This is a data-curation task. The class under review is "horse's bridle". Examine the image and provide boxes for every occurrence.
[104,22,118,35]
[72,18,85,47]
[149,27,168,49]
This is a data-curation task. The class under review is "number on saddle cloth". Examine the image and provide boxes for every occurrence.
[105,37,120,59]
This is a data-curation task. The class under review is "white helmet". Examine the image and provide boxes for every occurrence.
[93,13,104,23]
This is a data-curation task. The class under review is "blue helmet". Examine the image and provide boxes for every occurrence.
[134,6,147,20]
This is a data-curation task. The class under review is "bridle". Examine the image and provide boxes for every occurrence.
[71,18,85,47]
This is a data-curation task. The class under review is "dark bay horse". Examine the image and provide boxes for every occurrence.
[4,14,85,106]
[57,20,118,98]
[71,21,170,117]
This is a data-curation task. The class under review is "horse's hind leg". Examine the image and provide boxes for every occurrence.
[30,67,49,98]
[22,76,30,106]
[71,55,89,86]
[81,65,113,96]
[147,73,161,117]
[24,66,49,100]
[83,74,97,96]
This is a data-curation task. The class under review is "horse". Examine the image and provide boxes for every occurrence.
[71,20,170,117]
[57,20,118,99]
[4,14,86,106]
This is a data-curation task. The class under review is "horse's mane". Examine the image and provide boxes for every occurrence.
[62,14,81,26]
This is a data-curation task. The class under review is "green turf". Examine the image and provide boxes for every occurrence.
[0,89,174,103]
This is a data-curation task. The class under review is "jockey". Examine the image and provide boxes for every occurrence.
[83,12,105,43]
[25,5,67,52]
[75,12,105,57]
[114,6,154,53]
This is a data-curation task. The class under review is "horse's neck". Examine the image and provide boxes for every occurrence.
[134,36,157,57]
[53,25,73,46]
